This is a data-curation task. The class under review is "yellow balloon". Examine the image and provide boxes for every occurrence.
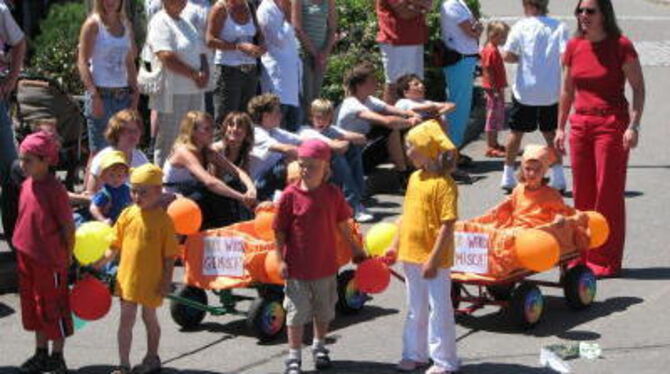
[74,222,114,265]
[365,222,398,257]
[585,211,610,249]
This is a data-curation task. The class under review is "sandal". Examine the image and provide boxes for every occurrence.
[131,355,161,374]
[110,365,131,374]
[19,352,49,374]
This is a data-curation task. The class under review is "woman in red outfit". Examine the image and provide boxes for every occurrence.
[555,0,645,277]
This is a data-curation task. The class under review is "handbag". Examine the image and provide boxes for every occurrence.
[137,59,165,96]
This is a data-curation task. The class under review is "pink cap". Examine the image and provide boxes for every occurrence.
[297,139,331,162]
[19,131,59,166]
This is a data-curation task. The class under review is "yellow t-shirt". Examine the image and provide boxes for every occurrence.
[398,170,458,268]
[112,205,178,308]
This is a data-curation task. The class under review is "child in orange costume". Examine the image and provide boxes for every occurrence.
[474,145,577,229]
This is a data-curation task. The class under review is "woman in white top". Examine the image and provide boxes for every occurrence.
[78,0,138,154]
[439,0,482,148]
[163,111,257,229]
[146,0,210,168]
[207,0,266,124]
[256,0,302,132]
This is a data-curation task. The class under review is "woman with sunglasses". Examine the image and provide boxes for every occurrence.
[555,0,645,278]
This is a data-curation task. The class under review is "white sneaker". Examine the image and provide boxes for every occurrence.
[500,164,517,191]
[354,207,374,223]
[549,164,567,192]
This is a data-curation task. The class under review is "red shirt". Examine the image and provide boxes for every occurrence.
[480,43,507,90]
[273,183,352,280]
[376,0,428,45]
[563,35,638,111]
[12,174,74,270]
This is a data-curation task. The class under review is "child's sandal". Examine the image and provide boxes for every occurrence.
[132,355,161,374]
[109,365,131,374]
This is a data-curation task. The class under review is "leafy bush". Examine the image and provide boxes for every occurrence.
[28,2,86,94]
[322,0,480,104]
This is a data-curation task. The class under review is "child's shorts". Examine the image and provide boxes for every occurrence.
[17,252,73,340]
[283,275,338,327]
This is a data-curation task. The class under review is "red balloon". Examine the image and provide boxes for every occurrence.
[70,277,112,321]
[355,258,391,294]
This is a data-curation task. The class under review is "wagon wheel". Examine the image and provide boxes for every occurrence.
[508,282,544,329]
[336,269,368,314]
[170,285,208,329]
[486,283,515,301]
[563,265,597,310]
[247,297,286,341]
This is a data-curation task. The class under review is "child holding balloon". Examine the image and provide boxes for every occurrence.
[386,121,460,374]
[96,164,178,374]
[273,140,366,374]
[12,131,75,374]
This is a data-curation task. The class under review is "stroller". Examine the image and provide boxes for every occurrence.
[0,74,87,250]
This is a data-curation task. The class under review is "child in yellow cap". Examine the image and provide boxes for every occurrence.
[386,120,460,374]
[96,163,178,374]
[89,150,131,225]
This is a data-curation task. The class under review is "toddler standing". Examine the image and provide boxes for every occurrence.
[480,21,510,158]
[388,121,460,374]
[13,132,75,374]
[273,139,366,374]
[96,164,178,374]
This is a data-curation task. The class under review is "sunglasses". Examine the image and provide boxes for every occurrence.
[577,7,597,15]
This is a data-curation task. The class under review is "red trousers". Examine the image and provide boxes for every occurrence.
[17,252,73,340]
[569,112,629,276]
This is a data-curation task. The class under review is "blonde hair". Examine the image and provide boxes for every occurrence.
[104,109,143,146]
[486,21,510,43]
[247,94,280,123]
[92,0,128,24]
[30,117,58,133]
[310,99,334,118]
[174,111,213,152]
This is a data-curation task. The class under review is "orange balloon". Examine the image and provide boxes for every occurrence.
[167,198,202,235]
[515,229,560,272]
[585,211,610,249]
[254,211,276,241]
[264,251,285,285]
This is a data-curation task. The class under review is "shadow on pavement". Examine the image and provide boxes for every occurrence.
[620,267,670,280]
[302,360,399,374]
[0,302,15,318]
[460,362,552,373]
[179,305,399,347]
[73,366,222,374]
[455,296,643,338]
[468,160,505,174]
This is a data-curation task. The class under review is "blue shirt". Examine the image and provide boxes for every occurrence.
[91,184,132,223]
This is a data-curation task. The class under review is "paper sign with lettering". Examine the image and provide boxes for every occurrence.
[202,237,246,277]
[453,232,489,274]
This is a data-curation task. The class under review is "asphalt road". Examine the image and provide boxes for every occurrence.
[1,0,669,373]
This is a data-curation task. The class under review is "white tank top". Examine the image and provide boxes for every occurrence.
[89,15,131,88]
[162,160,198,194]
[213,4,257,67]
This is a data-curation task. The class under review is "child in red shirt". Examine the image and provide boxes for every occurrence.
[12,131,75,374]
[273,139,366,374]
[480,21,510,158]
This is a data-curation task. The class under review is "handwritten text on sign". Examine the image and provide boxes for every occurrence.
[202,237,245,277]
[453,232,489,274]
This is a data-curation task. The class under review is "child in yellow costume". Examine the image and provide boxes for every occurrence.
[97,164,178,374]
[456,145,589,276]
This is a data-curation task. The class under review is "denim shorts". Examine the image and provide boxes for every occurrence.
[84,88,132,153]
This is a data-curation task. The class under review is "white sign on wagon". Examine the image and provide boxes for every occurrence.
[202,237,245,277]
[453,232,489,274]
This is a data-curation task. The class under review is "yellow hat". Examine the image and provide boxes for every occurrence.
[406,120,456,159]
[99,150,128,172]
[522,144,557,170]
[130,163,164,186]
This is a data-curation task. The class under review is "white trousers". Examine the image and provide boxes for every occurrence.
[402,262,459,371]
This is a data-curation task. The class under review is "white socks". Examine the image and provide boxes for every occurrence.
[288,348,301,361]
[501,164,517,190]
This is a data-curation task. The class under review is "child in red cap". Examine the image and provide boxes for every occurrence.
[273,139,366,374]
[13,131,75,374]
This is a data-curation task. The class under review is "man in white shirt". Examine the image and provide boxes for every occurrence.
[500,0,569,192]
